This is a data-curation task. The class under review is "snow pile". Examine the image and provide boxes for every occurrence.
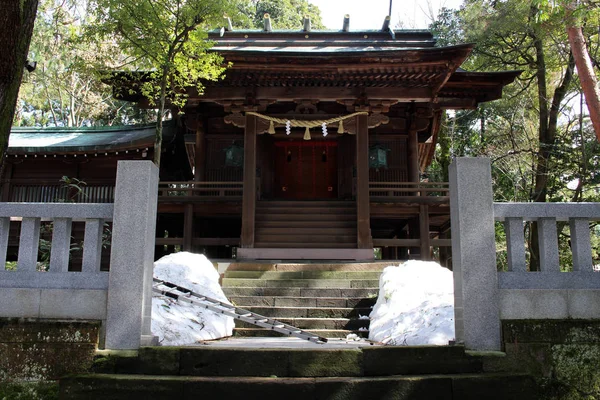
[369,260,455,346]
[152,252,234,346]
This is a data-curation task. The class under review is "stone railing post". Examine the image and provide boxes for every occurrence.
[105,161,158,350]
[449,157,501,351]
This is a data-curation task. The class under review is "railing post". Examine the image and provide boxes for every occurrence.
[449,157,501,351]
[105,161,158,350]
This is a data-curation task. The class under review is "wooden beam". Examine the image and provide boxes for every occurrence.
[194,86,433,102]
[240,113,257,248]
[356,114,372,249]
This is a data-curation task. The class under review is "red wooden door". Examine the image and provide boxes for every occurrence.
[274,141,338,199]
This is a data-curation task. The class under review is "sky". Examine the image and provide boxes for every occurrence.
[307,0,463,30]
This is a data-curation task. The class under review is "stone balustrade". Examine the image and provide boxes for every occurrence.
[450,157,600,351]
[0,161,158,350]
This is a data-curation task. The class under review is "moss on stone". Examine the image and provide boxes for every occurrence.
[551,344,600,399]
[0,381,58,400]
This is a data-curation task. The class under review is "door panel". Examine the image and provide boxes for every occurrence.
[274,142,338,199]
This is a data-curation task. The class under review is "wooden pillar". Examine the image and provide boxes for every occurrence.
[356,114,372,249]
[241,114,257,248]
[419,205,430,261]
[407,129,419,184]
[194,122,206,182]
[408,128,421,257]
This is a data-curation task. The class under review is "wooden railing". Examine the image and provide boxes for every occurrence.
[7,181,115,203]
[369,181,449,198]
[158,181,243,198]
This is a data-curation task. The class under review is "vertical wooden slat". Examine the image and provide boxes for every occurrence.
[18,217,41,271]
[570,218,593,271]
[356,114,372,249]
[419,205,430,260]
[82,218,104,273]
[1,162,13,202]
[183,204,193,251]
[504,217,526,272]
[49,218,72,272]
[241,114,257,248]
[195,123,206,181]
[0,217,10,268]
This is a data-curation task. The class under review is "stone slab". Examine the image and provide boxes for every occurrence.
[499,289,568,319]
[288,349,363,377]
[0,288,41,318]
[39,289,107,320]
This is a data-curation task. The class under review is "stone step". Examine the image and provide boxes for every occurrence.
[222,278,380,289]
[232,327,369,339]
[235,306,372,319]
[235,317,370,330]
[222,287,379,298]
[228,295,376,308]
[92,345,487,378]
[226,262,391,272]
[61,373,536,400]
[224,271,382,280]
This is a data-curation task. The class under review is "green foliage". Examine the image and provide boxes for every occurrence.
[88,0,238,165]
[428,0,600,270]
[15,0,154,128]
[240,0,324,29]
[0,382,59,400]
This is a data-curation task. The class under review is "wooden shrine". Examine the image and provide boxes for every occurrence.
[2,19,519,262]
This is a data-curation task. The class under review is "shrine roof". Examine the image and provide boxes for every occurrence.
[207,29,439,54]
[8,123,174,154]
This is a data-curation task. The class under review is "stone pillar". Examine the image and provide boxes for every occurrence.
[241,114,257,248]
[449,157,501,351]
[355,114,372,249]
[105,161,159,350]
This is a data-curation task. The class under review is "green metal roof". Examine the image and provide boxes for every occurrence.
[9,123,174,154]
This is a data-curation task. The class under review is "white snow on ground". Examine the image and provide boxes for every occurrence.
[151,252,234,346]
[369,260,455,346]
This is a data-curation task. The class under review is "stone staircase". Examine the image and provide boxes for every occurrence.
[221,262,387,339]
[254,201,357,248]
[60,345,539,399]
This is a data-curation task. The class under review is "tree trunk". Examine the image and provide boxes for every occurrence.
[567,26,600,141]
[153,68,169,167]
[0,0,39,168]
[529,30,575,270]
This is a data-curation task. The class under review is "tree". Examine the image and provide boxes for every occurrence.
[0,0,39,168]
[535,0,600,140]
[244,0,324,29]
[89,0,235,166]
[430,1,598,269]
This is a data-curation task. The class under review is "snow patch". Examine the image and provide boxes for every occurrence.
[368,260,455,346]
[152,252,234,346]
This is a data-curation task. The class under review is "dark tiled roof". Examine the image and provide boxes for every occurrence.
[207,29,438,53]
